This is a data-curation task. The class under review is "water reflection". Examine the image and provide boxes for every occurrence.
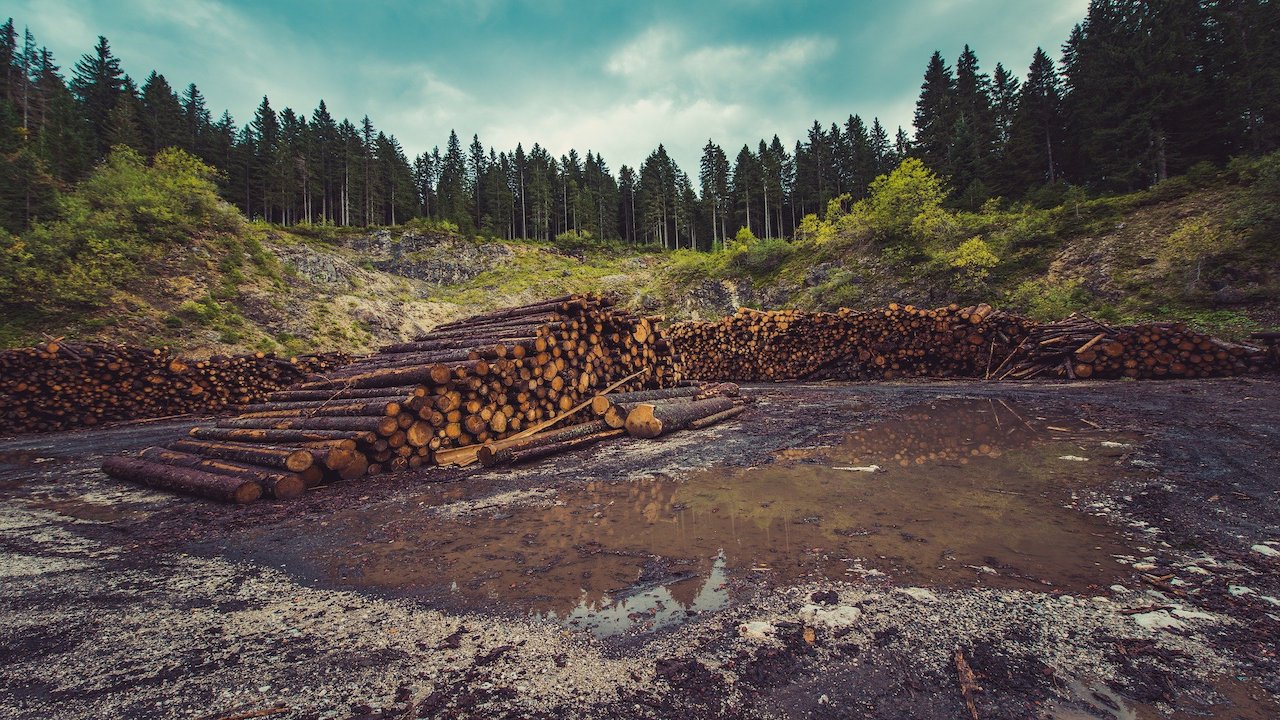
[317,398,1133,636]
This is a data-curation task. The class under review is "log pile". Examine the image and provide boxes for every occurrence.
[0,342,347,435]
[670,303,1272,383]
[996,314,1271,380]
[103,294,710,502]
[669,303,1032,381]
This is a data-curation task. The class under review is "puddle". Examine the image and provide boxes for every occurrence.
[31,497,132,523]
[0,450,57,466]
[304,399,1136,637]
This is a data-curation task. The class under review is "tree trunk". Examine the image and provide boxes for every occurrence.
[103,456,262,504]
[625,397,738,438]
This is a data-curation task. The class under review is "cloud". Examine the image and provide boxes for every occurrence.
[606,25,835,98]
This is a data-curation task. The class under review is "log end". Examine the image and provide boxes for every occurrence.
[624,404,663,439]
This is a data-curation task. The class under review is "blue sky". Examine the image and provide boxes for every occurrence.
[10,0,1088,171]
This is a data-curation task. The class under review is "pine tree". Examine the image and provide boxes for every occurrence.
[617,164,636,243]
[30,47,90,182]
[844,115,875,198]
[698,139,729,246]
[139,71,184,155]
[869,118,891,177]
[103,75,142,152]
[69,35,126,158]
[180,83,211,157]
[1008,47,1065,190]
[437,129,469,231]
[913,50,956,176]
[731,144,760,235]
[0,19,15,107]
[950,44,996,202]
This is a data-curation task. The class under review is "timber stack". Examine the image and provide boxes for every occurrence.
[995,314,1271,380]
[669,303,1032,381]
[101,294,725,503]
[671,303,1271,382]
[0,342,347,435]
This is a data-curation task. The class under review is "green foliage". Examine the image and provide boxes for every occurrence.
[1005,277,1092,320]
[724,238,793,278]
[1159,307,1260,339]
[1227,150,1280,235]
[864,158,948,245]
[403,216,461,235]
[943,236,1000,291]
[727,226,759,251]
[0,147,242,313]
[1158,219,1233,290]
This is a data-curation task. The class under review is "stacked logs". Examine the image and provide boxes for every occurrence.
[0,342,348,435]
[669,303,1032,381]
[102,294,687,502]
[671,303,1272,383]
[996,314,1271,380]
[477,382,751,467]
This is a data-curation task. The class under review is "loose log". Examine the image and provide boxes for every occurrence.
[478,419,611,466]
[103,456,262,504]
[625,397,739,439]
[137,447,305,499]
[169,439,314,473]
[500,429,625,466]
[190,427,375,445]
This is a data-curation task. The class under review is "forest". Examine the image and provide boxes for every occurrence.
[0,1,1277,252]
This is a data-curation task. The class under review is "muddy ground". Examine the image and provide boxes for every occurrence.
[1,379,1278,720]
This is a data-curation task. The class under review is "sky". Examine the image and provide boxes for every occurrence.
[9,0,1090,172]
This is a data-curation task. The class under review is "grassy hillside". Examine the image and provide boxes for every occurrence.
[2,148,1276,356]
[644,153,1280,339]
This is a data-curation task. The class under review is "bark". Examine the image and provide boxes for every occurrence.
[103,456,262,504]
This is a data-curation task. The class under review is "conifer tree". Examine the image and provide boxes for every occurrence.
[69,35,126,158]
[913,51,956,176]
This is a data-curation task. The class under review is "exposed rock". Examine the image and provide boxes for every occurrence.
[347,230,514,285]
[798,604,862,628]
[270,243,362,286]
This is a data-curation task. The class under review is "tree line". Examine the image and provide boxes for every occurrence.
[2,0,1277,247]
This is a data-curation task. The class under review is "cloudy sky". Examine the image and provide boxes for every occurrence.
[10,0,1088,170]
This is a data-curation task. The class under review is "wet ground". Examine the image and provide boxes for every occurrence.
[1,379,1279,719]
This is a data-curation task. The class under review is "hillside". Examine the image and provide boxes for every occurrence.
[648,154,1280,339]
[2,150,1276,356]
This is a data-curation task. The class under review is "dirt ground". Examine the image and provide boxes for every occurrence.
[2,378,1278,720]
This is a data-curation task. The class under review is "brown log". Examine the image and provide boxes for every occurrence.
[137,447,305,499]
[102,456,262,504]
[500,429,625,466]
[169,439,314,473]
[189,427,373,445]
[478,419,611,466]
[625,397,738,439]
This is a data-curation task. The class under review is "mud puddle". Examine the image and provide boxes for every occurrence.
[286,398,1140,638]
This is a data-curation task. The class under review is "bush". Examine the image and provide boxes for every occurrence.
[403,217,461,235]
[864,158,949,245]
[942,236,1000,292]
[1,146,243,312]
[1005,277,1092,320]
[725,237,793,277]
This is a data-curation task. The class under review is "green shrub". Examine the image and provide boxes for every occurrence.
[0,147,242,313]
[724,237,793,277]
[1005,277,1092,320]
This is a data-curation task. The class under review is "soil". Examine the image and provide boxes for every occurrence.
[1,378,1278,720]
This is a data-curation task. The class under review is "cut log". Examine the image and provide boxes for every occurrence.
[500,429,625,466]
[169,439,314,473]
[103,456,262,504]
[478,419,611,466]
[625,397,739,439]
[137,447,304,499]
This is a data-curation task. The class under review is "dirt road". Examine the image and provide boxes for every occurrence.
[2,379,1278,719]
